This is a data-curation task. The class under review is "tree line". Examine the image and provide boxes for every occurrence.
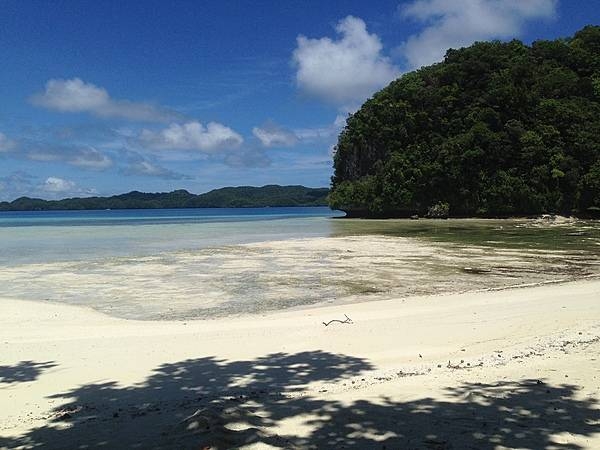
[0,185,329,211]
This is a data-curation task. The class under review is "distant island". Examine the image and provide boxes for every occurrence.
[0,185,329,211]
[329,26,600,219]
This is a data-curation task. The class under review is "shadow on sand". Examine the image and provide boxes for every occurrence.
[0,351,597,449]
[0,360,57,385]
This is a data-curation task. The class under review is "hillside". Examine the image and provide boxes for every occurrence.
[329,26,600,218]
[0,185,329,211]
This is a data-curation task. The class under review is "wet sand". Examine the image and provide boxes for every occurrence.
[1,231,598,320]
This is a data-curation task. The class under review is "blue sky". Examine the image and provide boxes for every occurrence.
[1,0,598,200]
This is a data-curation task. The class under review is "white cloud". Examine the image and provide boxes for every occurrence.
[32,78,179,122]
[252,122,298,147]
[38,176,98,198]
[0,132,16,152]
[399,0,558,69]
[139,121,243,152]
[293,16,399,108]
[0,172,98,201]
[41,177,76,193]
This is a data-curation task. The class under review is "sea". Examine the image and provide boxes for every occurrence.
[1,207,599,320]
[0,207,344,265]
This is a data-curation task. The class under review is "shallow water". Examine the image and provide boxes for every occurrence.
[0,207,342,265]
[0,209,599,320]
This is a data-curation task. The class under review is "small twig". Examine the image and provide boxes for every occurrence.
[322,314,353,327]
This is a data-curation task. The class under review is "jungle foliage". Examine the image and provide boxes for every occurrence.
[329,26,600,218]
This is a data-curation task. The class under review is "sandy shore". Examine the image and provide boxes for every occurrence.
[1,279,599,449]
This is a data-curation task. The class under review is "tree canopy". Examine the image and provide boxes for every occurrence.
[329,26,600,218]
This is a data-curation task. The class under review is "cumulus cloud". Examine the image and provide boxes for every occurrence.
[252,121,298,147]
[31,78,179,122]
[41,176,76,193]
[399,0,558,69]
[0,132,16,152]
[139,121,244,152]
[293,16,399,108]
[26,145,113,170]
[38,176,98,198]
[0,172,97,201]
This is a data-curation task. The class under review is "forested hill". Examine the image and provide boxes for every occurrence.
[0,185,329,211]
[329,25,600,218]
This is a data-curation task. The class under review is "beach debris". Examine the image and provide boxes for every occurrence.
[322,314,353,327]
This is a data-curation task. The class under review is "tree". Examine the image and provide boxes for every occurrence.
[330,27,600,218]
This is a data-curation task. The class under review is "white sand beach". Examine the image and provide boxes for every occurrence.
[1,276,599,449]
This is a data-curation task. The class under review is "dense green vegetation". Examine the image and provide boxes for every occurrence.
[0,185,329,211]
[329,26,600,218]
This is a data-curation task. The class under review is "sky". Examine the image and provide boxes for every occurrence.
[1,0,599,200]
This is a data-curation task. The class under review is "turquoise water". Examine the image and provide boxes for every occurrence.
[0,207,343,265]
[0,209,598,320]
[0,207,342,227]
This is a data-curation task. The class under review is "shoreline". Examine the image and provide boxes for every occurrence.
[2,278,600,448]
[337,210,600,220]
[5,267,599,325]
[3,228,598,322]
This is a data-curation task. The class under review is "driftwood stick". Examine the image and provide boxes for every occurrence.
[322,314,353,327]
